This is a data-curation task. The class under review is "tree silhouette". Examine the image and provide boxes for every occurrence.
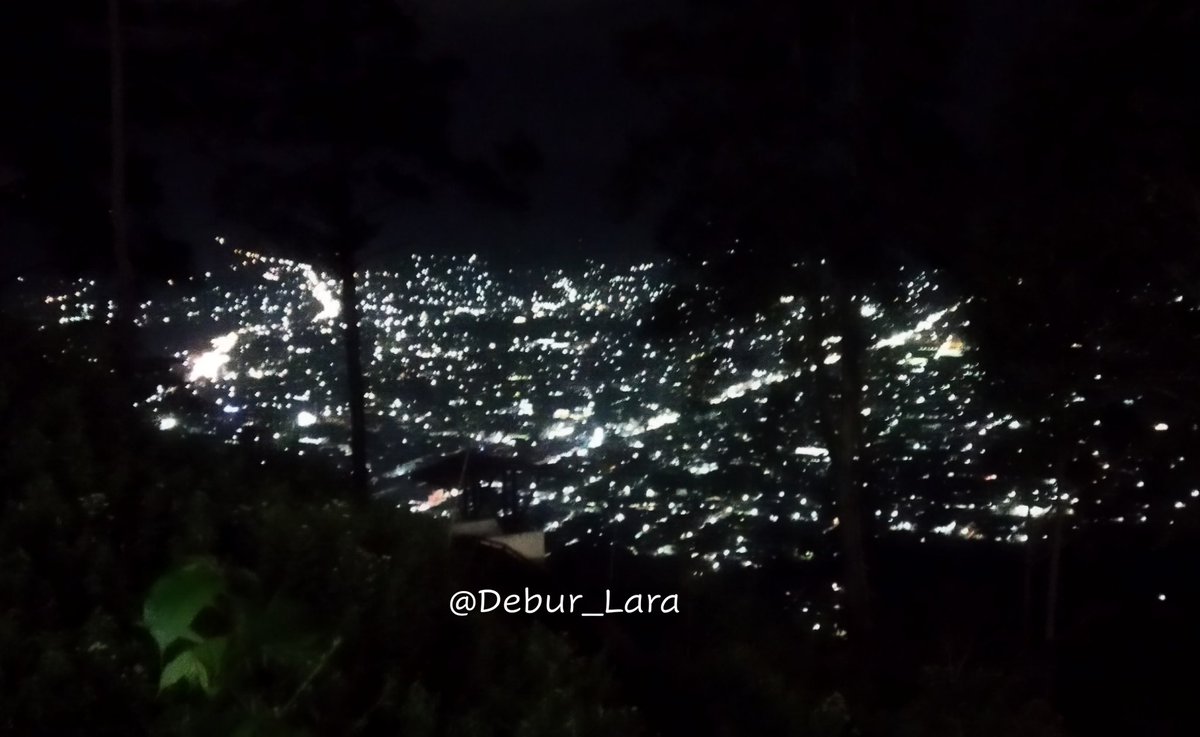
[172,0,537,499]
[0,0,190,287]
[944,0,1200,645]
[617,0,972,642]
[108,0,134,333]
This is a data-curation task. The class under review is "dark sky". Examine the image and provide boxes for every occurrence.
[396,0,1034,268]
[2,0,1047,276]
[150,0,677,272]
[397,0,676,266]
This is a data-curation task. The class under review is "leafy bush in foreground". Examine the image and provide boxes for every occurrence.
[0,321,641,736]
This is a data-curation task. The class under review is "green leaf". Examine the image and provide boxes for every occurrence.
[143,559,227,654]
[159,649,211,693]
[191,635,229,689]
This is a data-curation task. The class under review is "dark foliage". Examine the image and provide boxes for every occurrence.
[0,318,639,736]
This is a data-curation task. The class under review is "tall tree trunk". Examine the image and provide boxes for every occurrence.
[813,282,873,640]
[1044,507,1064,643]
[828,1,873,644]
[833,287,872,639]
[1044,458,1073,644]
[1022,525,1036,643]
[108,0,135,331]
[337,246,370,500]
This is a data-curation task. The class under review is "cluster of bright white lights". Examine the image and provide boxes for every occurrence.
[36,250,1200,596]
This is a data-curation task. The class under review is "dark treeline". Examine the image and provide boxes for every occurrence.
[617,0,1200,658]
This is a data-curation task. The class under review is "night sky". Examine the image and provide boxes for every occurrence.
[156,0,680,271]
[404,0,1024,266]
[408,0,674,265]
[0,0,1087,273]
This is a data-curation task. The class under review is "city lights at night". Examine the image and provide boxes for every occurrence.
[3,1,1198,735]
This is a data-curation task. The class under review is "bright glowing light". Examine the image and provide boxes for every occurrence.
[794,446,829,458]
[873,307,951,349]
[708,369,800,404]
[158,416,179,431]
[645,410,679,431]
[1011,504,1048,518]
[934,335,964,359]
[587,427,605,449]
[1154,422,1169,432]
[188,331,239,382]
[543,421,576,440]
[303,266,340,321]
[414,487,459,513]
[296,411,318,427]
[932,521,957,536]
